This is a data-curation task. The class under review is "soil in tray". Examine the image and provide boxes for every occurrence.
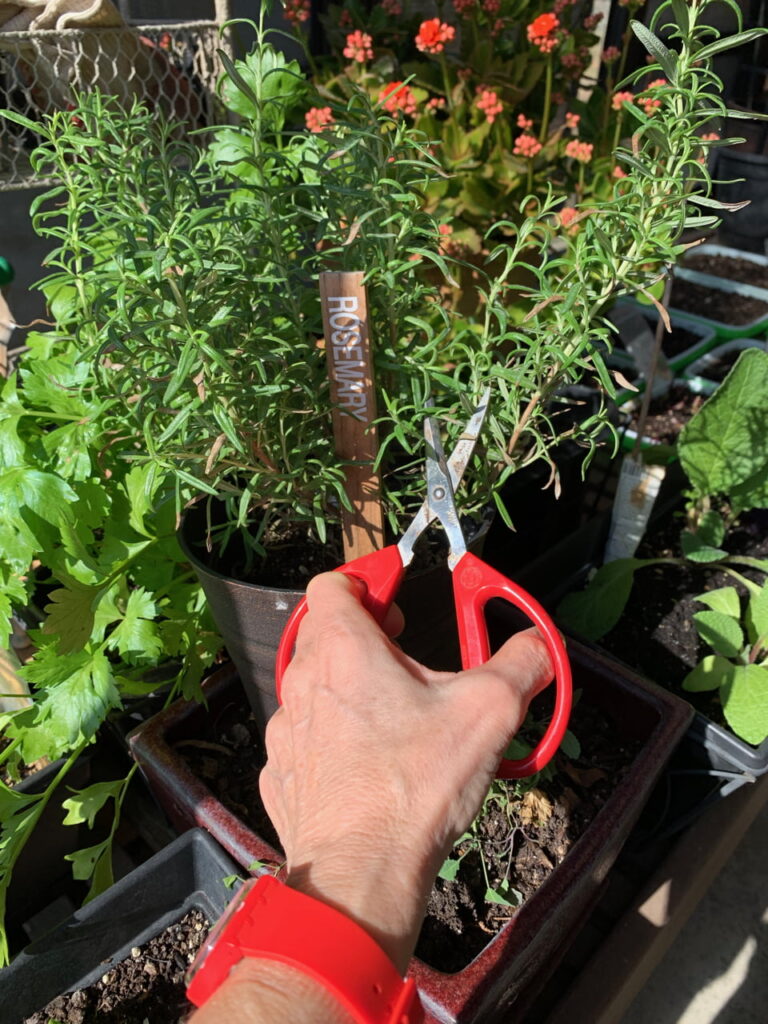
[683,252,768,291]
[670,277,768,325]
[180,689,640,973]
[616,319,703,358]
[23,909,209,1024]
[627,383,706,444]
[698,348,759,383]
[599,509,768,732]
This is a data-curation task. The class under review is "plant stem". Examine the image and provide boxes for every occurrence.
[539,57,553,143]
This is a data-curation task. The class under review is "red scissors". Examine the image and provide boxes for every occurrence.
[275,391,572,778]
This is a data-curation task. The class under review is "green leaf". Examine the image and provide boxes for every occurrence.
[682,653,735,692]
[694,28,767,63]
[722,664,768,745]
[746,584,768,648]
[484,880,520,907]
[679,350,768,502]
[124,464,160,537]
[631,21,678,81]
[41,583,101,654]
[65,837,114,901]
[61,780,123,828]
[11,649,120,761]
[692,610,744,659]
[557,560,644,641]
[559,730,581,759]
[438,857,461,882]
[0,468,77,525]
[106,588,162,662]
[696,586,740,619]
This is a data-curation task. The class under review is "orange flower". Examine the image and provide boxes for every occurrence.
[516,113,533,130]
[343,29,373,63]
[513,133,542,158]
[415,18,456,54]
[380,81,417,117]
[639,78,667,115]
[612,90,634,111]
[305,106,334,133]
[559,206,578,227]
[476,88,503,124]
[283,0,310,24]
[565,139,593,162]
[527,12,560,53]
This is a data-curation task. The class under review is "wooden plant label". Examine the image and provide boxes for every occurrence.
[319,271,385,560]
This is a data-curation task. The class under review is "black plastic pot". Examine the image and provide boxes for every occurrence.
[1,829,239,1024]
[714,148,768,253]
[179,504,489,732]
[545,508,768,781]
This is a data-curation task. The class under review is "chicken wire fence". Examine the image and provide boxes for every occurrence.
[0,20,228,190]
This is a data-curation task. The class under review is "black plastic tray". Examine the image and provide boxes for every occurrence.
[3,829,239,1024]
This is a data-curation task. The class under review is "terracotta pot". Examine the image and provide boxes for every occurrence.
[130,642,693,1023]
[179,505,489,734]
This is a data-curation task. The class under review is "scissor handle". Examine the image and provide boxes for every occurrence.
[274,545,405,702]
[453,551,572,779]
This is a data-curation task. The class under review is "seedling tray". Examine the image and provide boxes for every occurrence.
[683,337,767,383]
[1,828,239,1024]
[670,267,768,340]
[609,301,718,372]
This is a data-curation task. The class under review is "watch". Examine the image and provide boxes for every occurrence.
[186,874,424,1024]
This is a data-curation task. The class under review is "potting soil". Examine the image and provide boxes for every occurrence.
[627,383,706,444]
[670,277,768,325]
[599,509,768,732]
[23,909,209,1024]
[683,252,768,291]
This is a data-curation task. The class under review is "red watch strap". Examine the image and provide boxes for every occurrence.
[186,875,424,1024]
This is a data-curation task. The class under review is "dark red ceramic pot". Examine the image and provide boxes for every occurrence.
[129,641,692,1023]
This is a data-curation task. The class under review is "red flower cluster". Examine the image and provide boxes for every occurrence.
[513,133,542,158]
[639,78,667,115]
[564,139,593,162]
[527,12,560,53]
[305,107,334,133]
[380,81,417,116]
[476,88,503,124]
[612,90,634,111]
[343,30,373,63]
[415,18,455,54]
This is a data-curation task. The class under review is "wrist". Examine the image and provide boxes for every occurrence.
[285,847,431,974]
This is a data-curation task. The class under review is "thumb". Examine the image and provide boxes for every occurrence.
[475,627,555,706]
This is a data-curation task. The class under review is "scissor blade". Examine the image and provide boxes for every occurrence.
[397,387,491,566]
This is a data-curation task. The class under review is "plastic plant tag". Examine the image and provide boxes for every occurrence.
[608,305,673,397]
[604,455,667,563]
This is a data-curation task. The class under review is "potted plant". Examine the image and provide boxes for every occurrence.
[559,348,768,775]
[0,323,221,961]
[13,0,759,721]
[129,643,693,1023]
[295,0,647,251]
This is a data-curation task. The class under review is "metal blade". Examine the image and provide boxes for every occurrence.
[397,386,491,566]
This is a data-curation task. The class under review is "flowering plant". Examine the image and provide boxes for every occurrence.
[298,0,647,259]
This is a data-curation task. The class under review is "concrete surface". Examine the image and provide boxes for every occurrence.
[620,803,768,1024]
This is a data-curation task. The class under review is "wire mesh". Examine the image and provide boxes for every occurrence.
[0,20,226,190]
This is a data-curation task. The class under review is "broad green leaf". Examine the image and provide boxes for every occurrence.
[682,654,735,692]
[693,610,744,659]
[0,468,77,524]
[557,559,643,641]
[696,587,740,619]
[722,664,768,745]
[41,583,101,654]
[106,588,162,662]
[11,649,120,761]
[679,349,768,501]
[61,780,123,829]
[559,730,581,759]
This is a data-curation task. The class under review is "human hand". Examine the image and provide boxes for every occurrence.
[259,571,554,973]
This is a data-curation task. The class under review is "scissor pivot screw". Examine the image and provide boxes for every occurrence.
[433,486,446,500]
